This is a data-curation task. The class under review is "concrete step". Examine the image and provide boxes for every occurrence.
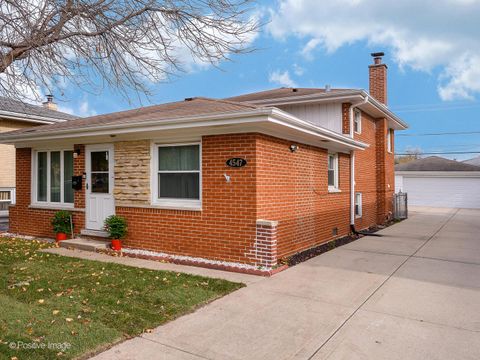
[59,238,109,252]
[80,229,109,238]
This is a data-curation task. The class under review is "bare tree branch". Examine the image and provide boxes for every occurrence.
[0,0,259,103]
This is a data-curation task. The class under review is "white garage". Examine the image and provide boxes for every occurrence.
[395,156,480,209]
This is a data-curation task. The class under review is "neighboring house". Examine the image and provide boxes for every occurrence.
[463,155,480,167]
[0,54,408,269]
[395,156,480,209]
[0,96,77,221]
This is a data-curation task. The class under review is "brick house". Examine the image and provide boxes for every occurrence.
[0,54,407,270]
[0,96,76,223]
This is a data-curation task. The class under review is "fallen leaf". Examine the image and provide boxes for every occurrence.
[52,310,60,315]
[38,299,45,304]
[65,318,73,322]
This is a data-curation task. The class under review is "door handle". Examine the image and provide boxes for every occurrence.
[86,183,88,190]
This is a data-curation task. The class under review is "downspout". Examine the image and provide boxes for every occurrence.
[349,96,369,229]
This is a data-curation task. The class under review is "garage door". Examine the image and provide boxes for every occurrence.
[403,176,480,209]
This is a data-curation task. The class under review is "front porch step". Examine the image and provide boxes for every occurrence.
[80,229,109,238]
[59,238,109,252]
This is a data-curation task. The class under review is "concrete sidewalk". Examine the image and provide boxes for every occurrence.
[92,207,480,360]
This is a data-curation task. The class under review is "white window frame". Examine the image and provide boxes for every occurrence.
[353,109,362,134]
[328,153,340,192]
[151,142,202,210]
[31,148,74,208]
[387,128,392,153]
[0,187,15,216]
[355,192,363,218]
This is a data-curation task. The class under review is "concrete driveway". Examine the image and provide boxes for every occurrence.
[93,207,480,360]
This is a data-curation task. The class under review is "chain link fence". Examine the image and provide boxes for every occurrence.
[393,192,408,220]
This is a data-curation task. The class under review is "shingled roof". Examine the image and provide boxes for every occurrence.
[225,87,357,103]
[1,97,261,138]
[395,156,480,172]
[0,96,78,121]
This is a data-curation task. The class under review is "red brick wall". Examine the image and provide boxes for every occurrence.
[10,128,395,265]
[9,148,85,237]
[369,64,388,105]
[342,103,351,134]
[256,134,351,259]
[375,118,394,222]
[73,144,85,209]
[354,111,379,229]
[117,134,258,264]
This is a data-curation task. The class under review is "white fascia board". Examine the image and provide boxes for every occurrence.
[0,108,369,151]
[395,171,480,178]
[0,109,272,143]
[365,94,408,130]
[244,90,365,106]
[0,110,65,124]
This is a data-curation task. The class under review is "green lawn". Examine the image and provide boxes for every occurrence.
[0,237,244,359]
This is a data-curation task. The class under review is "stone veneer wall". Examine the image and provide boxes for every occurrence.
[114,140,151,206]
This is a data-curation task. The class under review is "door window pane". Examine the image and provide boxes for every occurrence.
[159,173,200,199]
[159,145,199,171]
[91,151,109,171]
[37,152,47,202]
[50,151,61,202]
[64,151,74,203]
[91,173,109,193]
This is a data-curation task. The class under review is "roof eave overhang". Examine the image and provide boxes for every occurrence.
[0,109,66,124]
[0,107,367,152]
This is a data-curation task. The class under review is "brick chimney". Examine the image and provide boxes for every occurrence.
[369,52,387,105]
[42,94,58,111]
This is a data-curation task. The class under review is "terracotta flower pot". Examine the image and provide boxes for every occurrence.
[111,239,122,251]
[56,232,68,242]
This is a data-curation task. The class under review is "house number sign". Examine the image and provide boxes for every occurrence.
[226,158,247,167]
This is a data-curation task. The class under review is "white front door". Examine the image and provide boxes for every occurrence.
[85,144,115,230]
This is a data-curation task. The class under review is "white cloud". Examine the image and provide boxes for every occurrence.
[268,0,480,100]
[293,63,305,76]
[58,98,97,117]
[269,70,297,87]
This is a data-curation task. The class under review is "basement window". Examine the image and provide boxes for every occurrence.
[32,149,74,207]
[152,143,201,210]
[355,192,363,218]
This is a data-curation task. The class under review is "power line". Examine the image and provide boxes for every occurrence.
[397,131,480,137]
[396,151,480,156]
[393,104,480,113]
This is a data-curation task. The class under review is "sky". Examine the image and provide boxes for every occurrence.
[52,0,480,161]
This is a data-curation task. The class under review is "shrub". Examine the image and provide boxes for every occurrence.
[104,215,128,240]
[51,211,73,234]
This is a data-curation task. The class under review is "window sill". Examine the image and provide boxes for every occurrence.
[150,200,202,212]
[328,187,342,193]
[355,215,362,219]
[29,204,84,212]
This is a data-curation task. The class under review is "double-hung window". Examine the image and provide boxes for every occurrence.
[353,109,361,134]
[33,150,74,206]
[328,153,339,191]
[153,143,201,209]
